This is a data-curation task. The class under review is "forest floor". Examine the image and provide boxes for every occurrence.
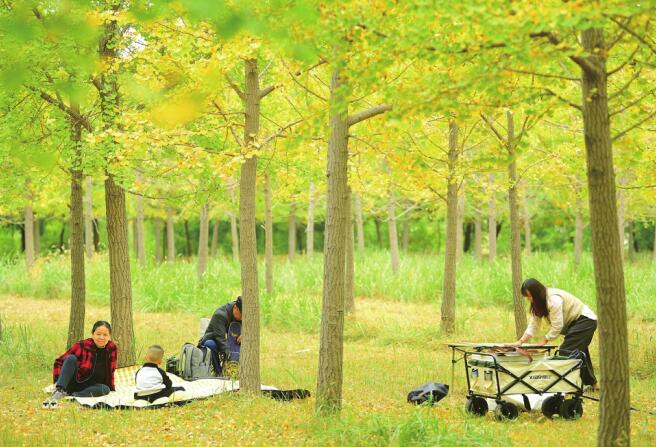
[0,294,655,446]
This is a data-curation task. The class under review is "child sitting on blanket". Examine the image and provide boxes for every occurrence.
[135,345,185,403]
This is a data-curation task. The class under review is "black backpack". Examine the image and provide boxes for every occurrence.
[407,383,449,405]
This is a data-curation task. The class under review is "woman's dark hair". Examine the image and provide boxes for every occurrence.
[521,278,549,318]
[91,320,112,334]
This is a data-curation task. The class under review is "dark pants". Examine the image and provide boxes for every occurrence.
[560,316,597,386]
[135,386,185,403]
[55,355,110,397]
[201,321,241,376]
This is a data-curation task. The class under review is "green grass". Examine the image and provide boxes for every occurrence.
[1,250,655,328]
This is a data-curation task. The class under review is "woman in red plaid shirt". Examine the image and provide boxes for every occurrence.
[43,321,118,408]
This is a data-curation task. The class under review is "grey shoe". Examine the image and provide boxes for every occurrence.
[42,389,67,409]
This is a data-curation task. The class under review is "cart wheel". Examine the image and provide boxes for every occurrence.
[465,396,488,416]
[559,398,583,420]
[541,395,564,419]
[495,402,519,421]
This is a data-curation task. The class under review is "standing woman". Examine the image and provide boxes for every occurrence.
[43,321,118,408]
[512,278,599,390]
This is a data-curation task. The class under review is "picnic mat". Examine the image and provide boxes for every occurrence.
[44,366,309,409]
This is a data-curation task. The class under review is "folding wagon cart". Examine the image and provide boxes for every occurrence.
[448,343,585,421]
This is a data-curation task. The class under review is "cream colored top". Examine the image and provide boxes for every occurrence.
[523,288,597,341]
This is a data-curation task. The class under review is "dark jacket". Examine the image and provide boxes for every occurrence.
[52,339,118,391]
[200,301,238,357]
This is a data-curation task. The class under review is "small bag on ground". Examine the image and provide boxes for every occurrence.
[407,383,449,405]
[179,342,213,380]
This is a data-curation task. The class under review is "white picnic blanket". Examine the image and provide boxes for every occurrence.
[44,366,278,409]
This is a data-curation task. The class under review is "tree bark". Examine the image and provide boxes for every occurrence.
[344,188,355,314]
[307,182,316,258]
[92,219,100,252]
[134,173,145,266]
[288,205,296,262]
[210,219,219,257]
[506,111,527,339]
[230,185,240,263]
[239,58,262,394]
[574,190,584,267]
[355,193,365,254]
[386,164,400,274]
[84,177,94,259]
[67,112,86,348]
[579,27,630,446]
[441,121,459,335]
[197,203,209,280]
[154,217,163,264]
[265,174,273,295]
[166,207,175,262]
[104,174,135,367]
[24,206,35,273]
[317,67,349,414]
[474,212,482,259]
[617,185,626,258]
[488,173,497,262]
[58,222,66,254]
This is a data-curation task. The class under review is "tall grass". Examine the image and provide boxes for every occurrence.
[0,250,654,329]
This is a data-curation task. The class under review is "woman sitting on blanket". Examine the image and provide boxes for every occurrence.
[43,320,117,408]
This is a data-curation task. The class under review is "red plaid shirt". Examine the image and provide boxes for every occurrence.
[52,338,118,391]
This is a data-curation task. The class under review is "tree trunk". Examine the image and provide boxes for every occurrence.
[58,222,66,254]
[386,164,400,274]
[288,205,296,262]
[627,222,635,262]
[523,192,532,254]
[154,218,163,264]
[67,114,86,348]
[184,220,192,257]
[211,219,219,257]
[166,207,175,262]
[307,182,315,258]
[104,174,135,367]
[92,218,100,252]
[344,188,355,314]
[265,174,273,295]
[24,206,35,272]
[317,67,348,414]
[134,175,145,266]
[617,186,626,258]
[355,193,365,255]
[506,111,527,339]
[197,204,209,280]
[230,185,240,263]
[441,121,459,335]
[132,218,138,258]
[84,177,94,259]
[574,192,584,267]
[579,27,630,446]
[488,173,497,262]
[474,212,482,259]
[239,58,262,394]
